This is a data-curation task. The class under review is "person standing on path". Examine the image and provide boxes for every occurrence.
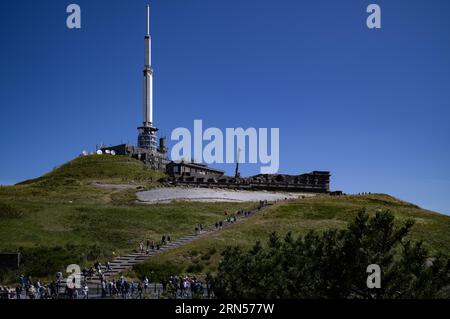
[82,284,89,299]
[143,277,149,296]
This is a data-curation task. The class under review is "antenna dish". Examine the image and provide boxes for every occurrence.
[110,150,116,156]
[81,151,88,156]
[96,150,103,155]
[105,150,111,154]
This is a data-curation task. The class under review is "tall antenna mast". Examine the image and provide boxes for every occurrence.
[138,4,158,151]
[147,5,150,36]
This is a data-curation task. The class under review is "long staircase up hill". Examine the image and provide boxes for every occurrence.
[74,202,274,297]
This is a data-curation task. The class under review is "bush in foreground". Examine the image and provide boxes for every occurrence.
[214,211,450,299]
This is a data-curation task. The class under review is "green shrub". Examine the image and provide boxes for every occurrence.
[215,211,450,299]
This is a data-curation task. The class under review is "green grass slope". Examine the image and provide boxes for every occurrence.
[19,154,166,186]
[131,194,450,280]
[1,155,449,285]
[0,155,253,283]
[1,155,165,206]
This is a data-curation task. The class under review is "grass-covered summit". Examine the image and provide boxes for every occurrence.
[18,155,165,186]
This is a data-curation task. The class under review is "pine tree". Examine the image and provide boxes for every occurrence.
[214,211,450,299]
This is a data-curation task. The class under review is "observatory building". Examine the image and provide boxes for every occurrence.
[100,6,332,193]
[102,5,169,171]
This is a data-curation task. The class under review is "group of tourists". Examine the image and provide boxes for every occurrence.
[1,266,214,299]
[165,275,214,299]
[194,224,205,234]
[0,286,15,299]
[95,274,213,299]
[0,274,65,299]
[80,262,112,282]
[212,201,270,230]
[258,200,269,209]
[98,276,145,299]
[139,235,172,254]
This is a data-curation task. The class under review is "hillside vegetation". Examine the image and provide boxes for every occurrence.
[132,194,450,280]
[19,155,166,186]
[0,155,252,283]
[1,155,449,287]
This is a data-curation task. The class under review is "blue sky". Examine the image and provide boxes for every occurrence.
[0,0,449,214]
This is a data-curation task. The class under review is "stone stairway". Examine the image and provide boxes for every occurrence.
[68,203,274,295]
[13,203,275,299]
[84,234,199,286]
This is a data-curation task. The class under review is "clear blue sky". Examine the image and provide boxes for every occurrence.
[0,0,449,214]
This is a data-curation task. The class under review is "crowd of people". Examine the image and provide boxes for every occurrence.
[0,274,67,299]
[0,286,15,299]
[0,275,214,300]
[0,201,273,299]
[97,276,144,299]
[92,275,213,299]
[164,275,214,299]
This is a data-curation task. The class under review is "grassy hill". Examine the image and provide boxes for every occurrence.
[131,194,450,280]
[1,155,449,285]
[2,155,166,206]
[18,154,166,186]
[0,155,253,283]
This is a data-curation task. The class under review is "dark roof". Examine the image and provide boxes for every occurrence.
[253,171,330,179]
[167,161,225,173]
